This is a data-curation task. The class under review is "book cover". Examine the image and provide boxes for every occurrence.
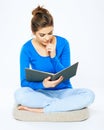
[25,62,79,82]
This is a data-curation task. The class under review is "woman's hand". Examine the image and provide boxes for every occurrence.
[42,76,63,88]
[46,40,56,58]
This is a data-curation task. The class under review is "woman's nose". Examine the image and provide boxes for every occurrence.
[45,35,50,40]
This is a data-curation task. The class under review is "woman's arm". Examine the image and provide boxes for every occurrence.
[50,38,71,72]
[20,46,44,90]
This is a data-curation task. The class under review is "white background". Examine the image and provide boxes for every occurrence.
[0,0,104,130]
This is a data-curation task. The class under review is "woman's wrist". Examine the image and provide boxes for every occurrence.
[50,51,56,58]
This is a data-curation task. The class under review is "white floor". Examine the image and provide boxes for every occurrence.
[1,87,104,130]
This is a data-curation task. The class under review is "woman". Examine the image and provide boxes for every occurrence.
[15,6,95,113]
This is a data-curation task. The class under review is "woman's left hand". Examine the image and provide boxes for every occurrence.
[43,76,63,88]
[46,42,56,58]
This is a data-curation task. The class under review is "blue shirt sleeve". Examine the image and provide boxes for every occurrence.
[20,44,44,90]
[50,37,71,72]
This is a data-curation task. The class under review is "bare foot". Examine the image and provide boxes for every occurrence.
[18,105,43,113]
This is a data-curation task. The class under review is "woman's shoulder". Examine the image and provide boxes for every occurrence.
[55,35,69,45]
[22,39,32,48]
[55,35,67,40]
[20,39,32,53]
[22,39,31,49]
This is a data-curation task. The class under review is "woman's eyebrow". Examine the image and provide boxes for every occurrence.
[39,30,53,35]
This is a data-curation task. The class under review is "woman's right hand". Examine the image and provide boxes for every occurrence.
[42,76,63,88]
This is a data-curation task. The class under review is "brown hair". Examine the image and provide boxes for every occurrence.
[31,6,54,33]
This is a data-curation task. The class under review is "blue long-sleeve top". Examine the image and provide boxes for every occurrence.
[20,35,72,90]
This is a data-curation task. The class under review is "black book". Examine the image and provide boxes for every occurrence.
[25,62,79,82]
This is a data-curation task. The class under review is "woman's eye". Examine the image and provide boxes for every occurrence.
[48,32,53,35]
[39,34,45,37]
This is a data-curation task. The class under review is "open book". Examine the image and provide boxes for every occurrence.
[25,62,79,82]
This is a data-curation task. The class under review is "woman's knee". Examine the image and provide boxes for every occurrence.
[83,88,95,105]
[88,89,95,104]
[14,87,32,104]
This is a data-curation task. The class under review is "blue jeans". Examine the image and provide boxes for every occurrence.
[14,87,95,113]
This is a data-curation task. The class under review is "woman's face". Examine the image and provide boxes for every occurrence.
[35,26,54,46]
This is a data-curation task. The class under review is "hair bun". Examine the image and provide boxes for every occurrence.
[32,6,49,16]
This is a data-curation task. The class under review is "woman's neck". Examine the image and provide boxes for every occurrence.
[32,36,56,57]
